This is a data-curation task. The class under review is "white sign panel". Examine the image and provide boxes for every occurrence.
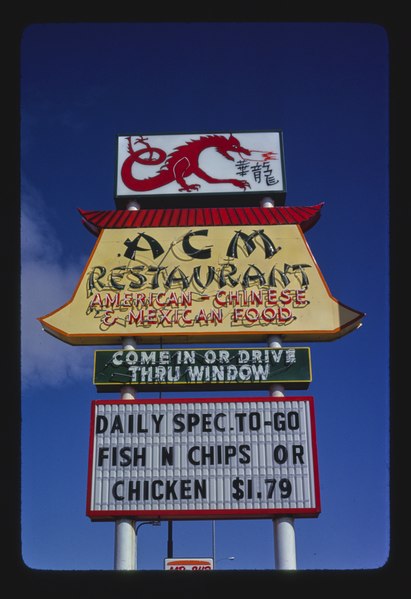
[87,396,320,520]
[115,131,285,204]
[164,557,214,571]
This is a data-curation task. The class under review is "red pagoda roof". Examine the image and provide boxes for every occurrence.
[78,204,323,235]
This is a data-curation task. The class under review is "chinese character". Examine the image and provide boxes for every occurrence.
[285,349,296,364]
[263,162,279,186]
[251,163,263,183]
[235,160,250,177]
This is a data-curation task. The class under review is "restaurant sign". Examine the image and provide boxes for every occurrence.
[93,346,312,391]
[39,223,364,344]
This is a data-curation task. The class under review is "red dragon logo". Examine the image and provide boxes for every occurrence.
[120,134,252,193]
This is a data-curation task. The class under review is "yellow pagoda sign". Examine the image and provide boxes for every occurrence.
[38,205,364,345]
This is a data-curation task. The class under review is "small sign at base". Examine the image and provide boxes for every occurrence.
[164,557,214,570]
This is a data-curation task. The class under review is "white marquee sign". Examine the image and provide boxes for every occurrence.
[87,396,321,520]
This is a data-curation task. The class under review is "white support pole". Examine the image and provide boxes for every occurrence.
[273,518,297,570]
[114,519,136,570]
[114,336,138,570]
[268,334,297,570]
[114,197,140,571]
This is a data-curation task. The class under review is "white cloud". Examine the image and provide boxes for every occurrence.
[21,181,92,388]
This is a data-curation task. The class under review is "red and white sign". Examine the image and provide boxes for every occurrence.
[164,557,213,571]
[86,396,320,521]
[115,131,285,207]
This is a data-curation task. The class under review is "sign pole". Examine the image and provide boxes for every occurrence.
[114,336,138,569]
[212,520,216,566]
[167,521,173,558]
[114,518,136,570]
[114,199,140,571]
[268,334,297,570]
[262,196,297,570]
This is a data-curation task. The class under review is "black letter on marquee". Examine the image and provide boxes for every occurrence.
[226,229,280,259]
[112,481,124,500]
[97,447,109,466]
[273,445,288,464]
[242,265,266,288]
[87,266,107,296]
[111,415,124,434]
[147,266,167,289]
[292,445,304,464]
[218,264,239,288]
[182,230,212,259]
[124,232,164,260]
[165,267,189,289]
[191,265,216,289]
[161,446,174,465]
[96,415,108,434]
[283,263,312,288]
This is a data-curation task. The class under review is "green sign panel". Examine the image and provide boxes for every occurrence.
[93,346,312,391]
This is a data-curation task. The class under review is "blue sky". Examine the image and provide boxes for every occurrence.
[19,21,390,575]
